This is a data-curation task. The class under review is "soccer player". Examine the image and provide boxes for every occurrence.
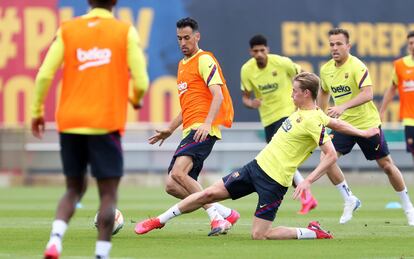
[135,72,379,239]
[241,34,317,214]
[135,17,239,236]
[32,0,149,258]
[380,31,414,164]
[318,28,414,225]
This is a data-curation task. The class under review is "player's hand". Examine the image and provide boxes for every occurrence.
[129,97,142,110]
[364,127,380,138]
[327,105,345,118]
[31,117,45,139]
[148,128,172,146]
[293,179,311,200]
[379,110,386,122]
[249,98,261,109]
[194,123,211,142]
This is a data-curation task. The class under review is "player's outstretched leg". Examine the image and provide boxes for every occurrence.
[135,218,165,235]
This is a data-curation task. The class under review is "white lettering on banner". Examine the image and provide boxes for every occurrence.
[76,47,111,71]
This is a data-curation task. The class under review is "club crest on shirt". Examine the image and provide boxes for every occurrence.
[272,70,277,76]
[232,172,240,178]
[344,73,349,79]
[296,116,302,123]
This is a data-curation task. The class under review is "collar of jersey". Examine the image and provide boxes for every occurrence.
[83,8,114,19]
[182,49,203,64]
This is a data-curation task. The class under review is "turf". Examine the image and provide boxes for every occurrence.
[0,184,413,259]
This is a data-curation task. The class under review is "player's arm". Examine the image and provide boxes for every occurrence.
[379,68,398,121]
[194,84,223,142]
[327,118,380,138]
[241,90,261,109]
[317,87,330,112]
[31,28,64,139]
[148,112,183,146]
[193,54,224,142]
[327,86,373,118]
[240,66,261,109]
[293,140,337,199]
[127,26,149,109]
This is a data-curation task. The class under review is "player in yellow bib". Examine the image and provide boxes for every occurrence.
[319,28,414,226]
[135,72,379,239]
[241,35,317,214]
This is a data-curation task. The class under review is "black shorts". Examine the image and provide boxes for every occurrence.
[222,160,288,221]
[405,125,414,154]
[264,117,288,143]
[330,126,389,160]
[167,130,217,180]
[60,132,123,180]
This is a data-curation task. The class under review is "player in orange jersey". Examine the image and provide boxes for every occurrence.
[380,31,414,165]
[136,17,239,236]
[32,0,149,258]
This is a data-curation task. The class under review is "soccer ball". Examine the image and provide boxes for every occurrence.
[94,208,124,235]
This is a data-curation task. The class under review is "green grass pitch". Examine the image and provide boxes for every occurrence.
[0,184,413,258]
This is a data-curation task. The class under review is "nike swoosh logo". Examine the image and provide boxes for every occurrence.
[375,144,380,151]
[259,204,267,209]
[209,63,213,68]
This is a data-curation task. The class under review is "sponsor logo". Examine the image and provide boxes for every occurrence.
[177,81,188,96]
[330,85,351,93]
[403,80,414,92]
[77,47,111,71]
[258,83,278,94]
[281,118,292,132]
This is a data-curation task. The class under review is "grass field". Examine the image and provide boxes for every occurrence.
[1,184,414,259]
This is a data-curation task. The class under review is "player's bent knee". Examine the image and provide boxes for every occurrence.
[199,189,218,203]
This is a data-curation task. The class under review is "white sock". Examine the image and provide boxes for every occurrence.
[214,203,232,218]
[293,170,304,185]
[95,240,112,258]
[158,204,181,224]
[205,206,223,221]
[335,180,353,201]
[296,228,317,239]
[46,219,67,252]
[397,188,414,212]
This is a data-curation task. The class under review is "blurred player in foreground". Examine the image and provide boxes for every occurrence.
[31,0,149,258]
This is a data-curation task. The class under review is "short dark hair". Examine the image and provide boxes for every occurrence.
[293,72,320,100]
[249,34,267,48]
[88,0,116,8]
[408,31,414,39]
[328,28,350,43]
[176,17,199,32]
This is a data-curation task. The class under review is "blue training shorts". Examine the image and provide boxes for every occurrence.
[222,160,288,221]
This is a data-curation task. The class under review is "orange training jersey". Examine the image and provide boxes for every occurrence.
[394,57,414,120]
[177,51,234,129]
[57,17,130,132]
